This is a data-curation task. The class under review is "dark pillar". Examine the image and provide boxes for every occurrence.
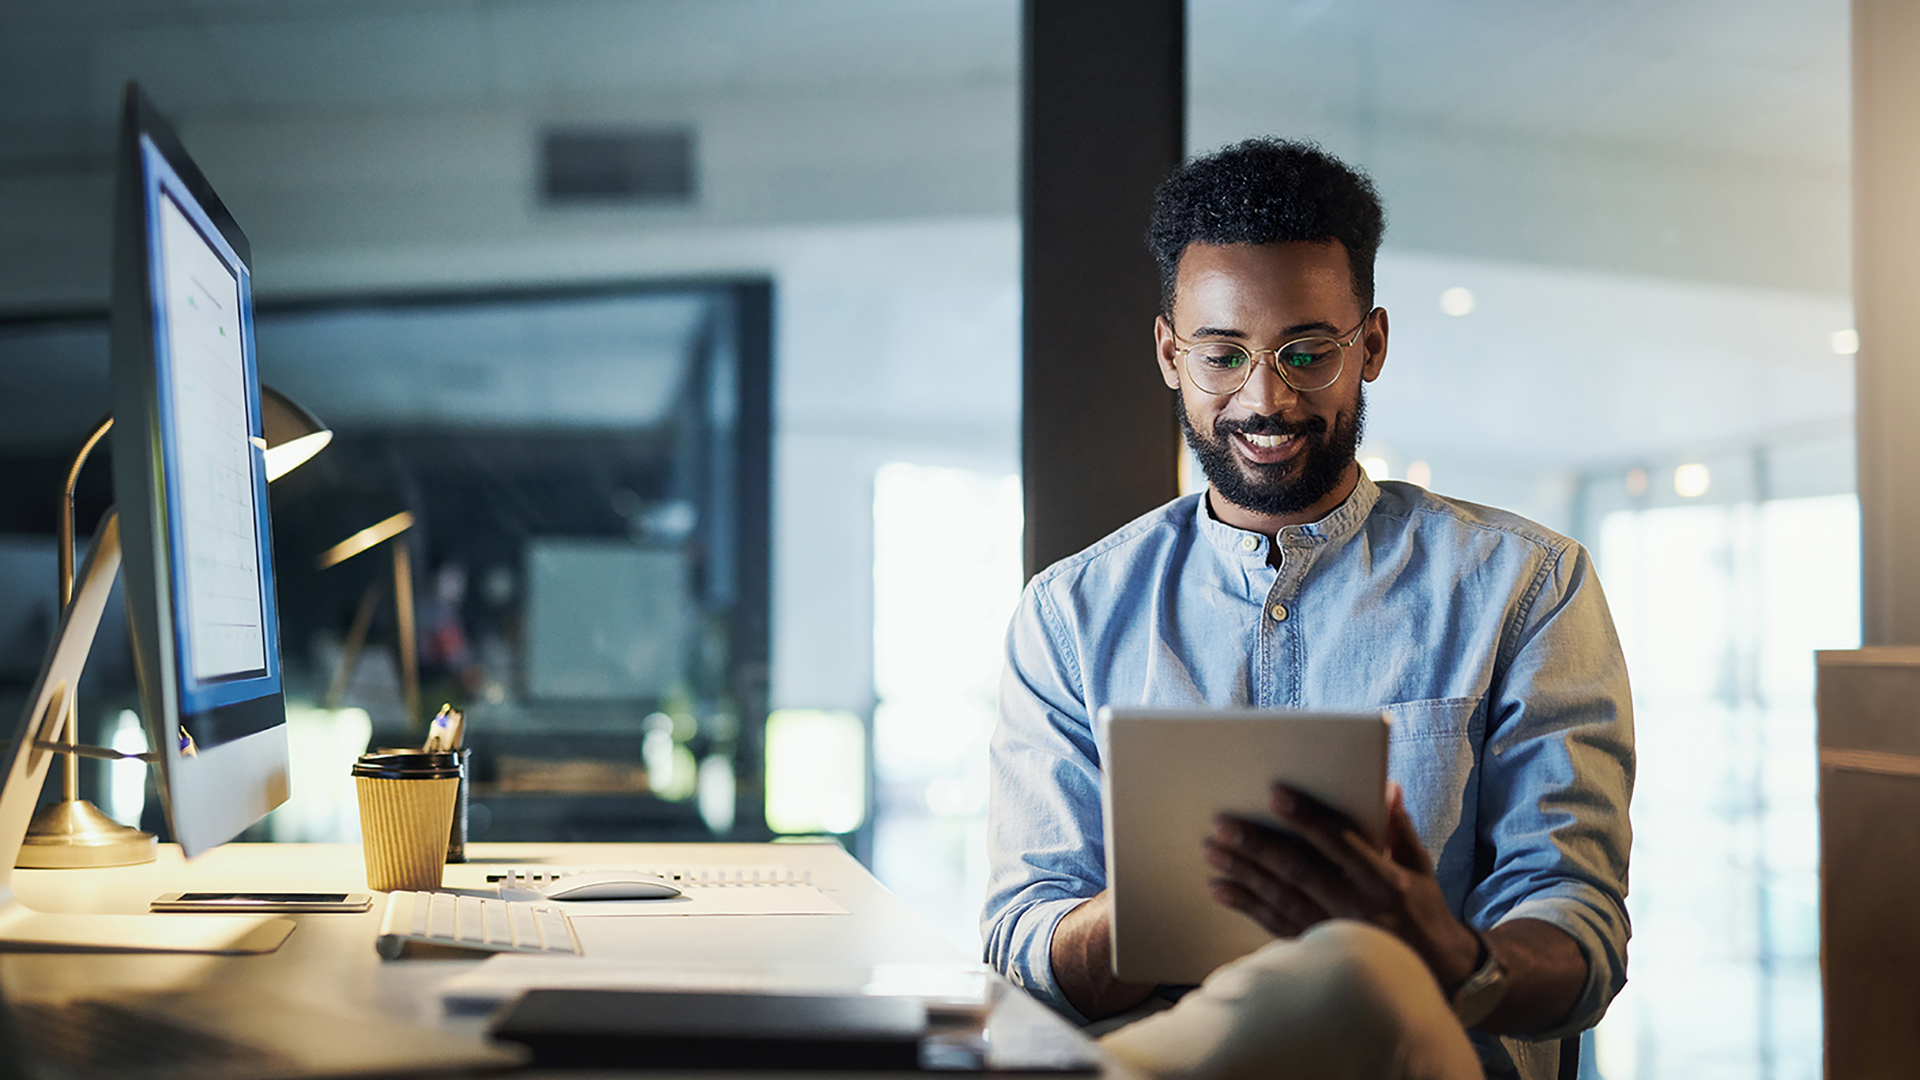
[1021,0,1184,578]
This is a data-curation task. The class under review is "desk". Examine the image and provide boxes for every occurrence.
[4,842,1111,1076]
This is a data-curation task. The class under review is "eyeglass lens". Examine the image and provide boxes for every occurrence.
[1185,338,1344,393]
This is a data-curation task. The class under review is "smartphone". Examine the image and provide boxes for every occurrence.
[151,892,373,913]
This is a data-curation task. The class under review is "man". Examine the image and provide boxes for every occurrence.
[983,139,1633,1080]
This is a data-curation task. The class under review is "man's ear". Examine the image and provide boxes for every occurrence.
[1154,316,1182,390]
[1360,307,1389,383]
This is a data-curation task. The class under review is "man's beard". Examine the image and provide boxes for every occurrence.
[1178,390,1366,517]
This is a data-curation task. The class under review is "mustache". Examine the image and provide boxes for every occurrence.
[1214,413,1327,439]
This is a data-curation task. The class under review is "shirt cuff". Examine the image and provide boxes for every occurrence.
[1001,896,1092,1025]
[1495,890,1629,1040]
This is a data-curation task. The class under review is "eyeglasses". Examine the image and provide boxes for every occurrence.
[1171,309,1378,395]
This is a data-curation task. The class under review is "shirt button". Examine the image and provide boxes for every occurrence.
[1271,604,1289,622]
[1239,536,1258,552]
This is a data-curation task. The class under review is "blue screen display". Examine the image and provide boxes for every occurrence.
[140,135,283,720]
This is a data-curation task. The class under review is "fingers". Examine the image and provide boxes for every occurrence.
[1203,783,1460,984]
[1203,830,1333,936]
[1206,818,1369,918]
[1205,876,1323,938]
[1264,787,1401,904]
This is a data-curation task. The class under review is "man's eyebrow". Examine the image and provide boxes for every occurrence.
[1188,320,1342,339]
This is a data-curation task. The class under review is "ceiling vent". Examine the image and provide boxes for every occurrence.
[541,127,695,205]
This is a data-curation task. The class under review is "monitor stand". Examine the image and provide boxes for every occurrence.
[0,514,291,954]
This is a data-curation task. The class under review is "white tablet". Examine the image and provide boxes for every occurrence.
[1096,706,1390,985]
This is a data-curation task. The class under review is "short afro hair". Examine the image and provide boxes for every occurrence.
[1147,138,1386,316]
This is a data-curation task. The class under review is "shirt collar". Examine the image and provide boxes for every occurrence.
[1194,472,1381,556]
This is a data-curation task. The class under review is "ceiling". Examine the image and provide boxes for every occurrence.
[0,0,1016,166]
[0,0,1843,173]
[1192,0,1847,169]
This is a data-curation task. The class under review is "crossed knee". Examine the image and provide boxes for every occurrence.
[1101,920,1475,1080]
[1261,920,1452,1044]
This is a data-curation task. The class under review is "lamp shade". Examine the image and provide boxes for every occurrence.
[260,385,332,482]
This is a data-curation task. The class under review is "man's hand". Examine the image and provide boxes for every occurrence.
[1204,782,1481,991]
[1203,782,1587,1033]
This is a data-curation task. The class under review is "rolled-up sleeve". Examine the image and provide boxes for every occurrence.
[980,576,1106,1022]
[1474,540,1635,1040]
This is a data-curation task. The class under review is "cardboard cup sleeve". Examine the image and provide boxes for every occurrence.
[353,751,463,892]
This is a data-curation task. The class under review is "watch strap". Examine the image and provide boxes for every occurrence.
[1450,926,1508,1028]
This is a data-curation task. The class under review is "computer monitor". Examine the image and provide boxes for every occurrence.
[0,83,293,953]
[108,83,291,857]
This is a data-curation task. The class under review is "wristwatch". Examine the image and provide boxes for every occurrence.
[1450,927,1508,1028]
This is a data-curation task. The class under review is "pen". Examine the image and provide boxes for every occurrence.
[424,704,464,752]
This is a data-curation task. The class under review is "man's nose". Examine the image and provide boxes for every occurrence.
[1234,353,1300,413]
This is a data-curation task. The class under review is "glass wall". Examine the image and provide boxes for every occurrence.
[1594,490,1854,1079]
[870,462,1023,949]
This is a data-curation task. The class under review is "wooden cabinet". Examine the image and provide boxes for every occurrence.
[1816,648,1920,1078]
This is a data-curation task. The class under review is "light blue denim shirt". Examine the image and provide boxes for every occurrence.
[983,476,1633,1080]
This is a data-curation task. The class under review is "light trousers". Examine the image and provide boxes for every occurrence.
[1097,920,1484,1080]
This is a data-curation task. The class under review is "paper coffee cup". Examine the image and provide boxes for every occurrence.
[353,751,461,892]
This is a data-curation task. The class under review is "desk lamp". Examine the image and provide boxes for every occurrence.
[15,387,330,869]
[317,509,420,726]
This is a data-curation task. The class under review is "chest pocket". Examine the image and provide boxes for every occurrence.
[1384,696,1485,911]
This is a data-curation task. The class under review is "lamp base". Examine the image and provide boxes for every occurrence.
[16,799,157,869]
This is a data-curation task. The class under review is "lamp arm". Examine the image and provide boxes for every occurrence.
[56,416,114,803]
[59,416,114,610]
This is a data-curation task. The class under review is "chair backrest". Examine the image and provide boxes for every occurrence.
[1558,1035,1580,1080]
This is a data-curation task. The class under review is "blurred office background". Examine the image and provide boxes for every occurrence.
[0,2,1852,1078]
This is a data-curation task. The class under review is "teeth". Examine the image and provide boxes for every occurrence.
[1241,433,1293,448]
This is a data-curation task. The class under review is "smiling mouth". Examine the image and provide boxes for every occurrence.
[1240,433,1295,449]
[1230,430,1302,464]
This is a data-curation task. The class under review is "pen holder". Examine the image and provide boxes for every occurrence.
[447,747,471,864]
[353,751,461,892]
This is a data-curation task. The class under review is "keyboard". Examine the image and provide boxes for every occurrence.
[14,997,290,1078]
[376,890,583,959]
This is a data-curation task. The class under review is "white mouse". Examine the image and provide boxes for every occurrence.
[518,869,683,902]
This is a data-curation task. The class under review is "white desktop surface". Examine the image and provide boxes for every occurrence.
[4,841,1114,1077]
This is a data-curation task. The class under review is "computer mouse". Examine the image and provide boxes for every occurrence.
[539,869,683,902]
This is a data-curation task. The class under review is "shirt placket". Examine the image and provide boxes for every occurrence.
[1231,533,1278,707]
[1261,528,1312,709]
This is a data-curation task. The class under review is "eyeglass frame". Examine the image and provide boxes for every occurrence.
[1169,307,1380,395]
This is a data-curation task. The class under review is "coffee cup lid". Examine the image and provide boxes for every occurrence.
[352,751,461,780]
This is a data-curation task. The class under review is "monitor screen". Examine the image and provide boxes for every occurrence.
[112,84,290,855]
[154,190,270,689]
[136,133,284,744]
